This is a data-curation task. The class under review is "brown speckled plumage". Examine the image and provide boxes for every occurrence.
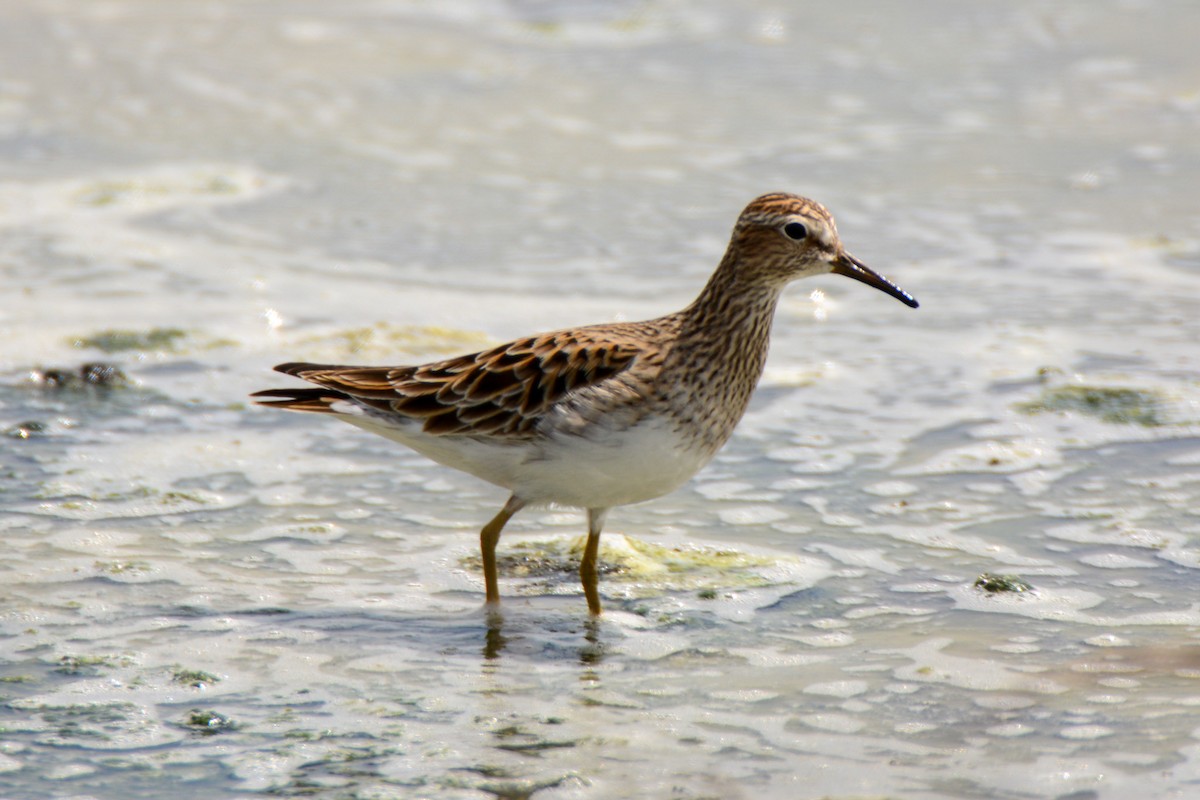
[253,193,918,615]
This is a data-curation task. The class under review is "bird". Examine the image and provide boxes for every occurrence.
[252,192,918,615]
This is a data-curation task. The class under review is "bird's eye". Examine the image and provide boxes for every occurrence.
[783,222,808,240]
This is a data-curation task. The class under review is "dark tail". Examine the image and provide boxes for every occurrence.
[271,361,351,377]
[250,387,350,413]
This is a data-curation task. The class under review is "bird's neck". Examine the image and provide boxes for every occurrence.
[658,246,787,448]
[678,245,785,363]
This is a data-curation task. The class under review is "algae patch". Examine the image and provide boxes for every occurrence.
[72,169,257,208]
[300,323,495,360]
[1018,384,1165,426]
[55,654,132,675]
[183,709,235,736]
[173,668,221,688]
[974,573,1034,594]
[24,485,230,521]
[94,559,151,576]
[465,534,790,599]
[71,328,187,353]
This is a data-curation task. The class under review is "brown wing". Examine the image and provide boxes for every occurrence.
[255,328,644,437]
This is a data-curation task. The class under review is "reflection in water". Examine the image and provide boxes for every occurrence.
[483,610,508,660]
[480,611,608,667]
[579,617,606,667]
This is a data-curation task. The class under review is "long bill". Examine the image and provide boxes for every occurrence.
[832,253,919,309]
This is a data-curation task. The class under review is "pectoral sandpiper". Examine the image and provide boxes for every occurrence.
[253,193,918,615]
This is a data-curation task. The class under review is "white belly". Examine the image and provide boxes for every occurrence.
[518,417,713,508]
[337,408,712,510]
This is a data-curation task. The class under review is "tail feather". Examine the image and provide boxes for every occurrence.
[250,387,349,414]
[272,361,352,377]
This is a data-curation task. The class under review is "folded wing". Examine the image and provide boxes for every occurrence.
[251,329,644,437]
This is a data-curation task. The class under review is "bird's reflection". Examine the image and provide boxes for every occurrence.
[578,617,605,666]
[482,608,507,660]
[479,608,609,666]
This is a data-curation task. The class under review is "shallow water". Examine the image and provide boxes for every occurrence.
[3,1,1200,798]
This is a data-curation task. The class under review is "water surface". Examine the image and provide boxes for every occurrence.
[2,2,1200,798]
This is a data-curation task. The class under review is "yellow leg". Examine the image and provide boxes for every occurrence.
[480,496,524,608]
[581,508,609,616]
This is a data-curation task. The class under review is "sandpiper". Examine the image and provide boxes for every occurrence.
[253,193,918,615]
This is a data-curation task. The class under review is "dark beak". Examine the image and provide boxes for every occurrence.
[832,253,919,308]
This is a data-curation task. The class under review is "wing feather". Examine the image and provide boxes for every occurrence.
[259,329,645,437]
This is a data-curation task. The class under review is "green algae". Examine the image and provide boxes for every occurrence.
[74,173,245,207]
[301,322,495,360]
[94,560,151,575]
[1018,384,1165,426]
[159,490,213,506]
[172,668,221,688]
[974,573,1033,594]
[71,328,187,353]
[466,534,789,599]
[184,709,234,736]
[33,484,217,514]
[55,654,131,674]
